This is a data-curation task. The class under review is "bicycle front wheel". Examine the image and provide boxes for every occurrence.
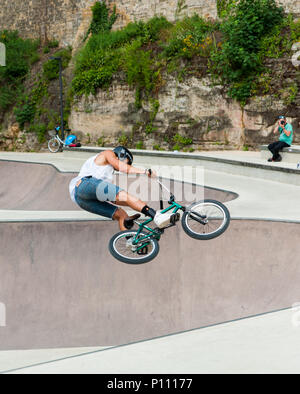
[48,137,61,153]
[109,230,160,264]
[182,199,230,240]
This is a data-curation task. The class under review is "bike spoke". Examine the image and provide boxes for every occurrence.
[113,233,155,260]
[187,203,226,236]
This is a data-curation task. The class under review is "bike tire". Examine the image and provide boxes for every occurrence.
[48,137,61,153]
[109,230,160,264]
[181,199,230,240]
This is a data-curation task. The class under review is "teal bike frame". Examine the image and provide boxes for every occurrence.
[130,179,186,252]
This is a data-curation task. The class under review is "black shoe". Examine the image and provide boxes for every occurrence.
[267,158,274,162]
[124,214,141,230]
[273,155,282,162]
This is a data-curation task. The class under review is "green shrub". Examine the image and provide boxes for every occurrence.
[27,123,47,143]
[210,0,284,104]
[135,141,144,149]
[281,83,298,105]
[74,46,120,75]
[0,85,16,110]
[97,136,106,146]
[43,47,72,81]
[162,15,218,60]
[153,144,165,151]
[84,0,117,40]
[144,17,172,42]
[72,68,114,96]
[259,15,300,59]
[14,102,36,129]
[32,80,48,103]
[123,40,156,96]
[29,53,41,65]
[0,30,39,83]
[118,132,129,146]
[173,133,193,150]
[48,39,59,48]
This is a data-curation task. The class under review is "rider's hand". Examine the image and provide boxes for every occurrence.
[146,169,157,178]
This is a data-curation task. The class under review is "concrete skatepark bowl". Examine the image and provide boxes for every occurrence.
[0,159,299,350]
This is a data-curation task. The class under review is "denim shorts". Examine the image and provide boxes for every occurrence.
[75,177,122,219]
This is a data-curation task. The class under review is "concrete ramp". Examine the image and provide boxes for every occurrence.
[0,219,299,350]
[0,160,236,211]
[0,161,76,211]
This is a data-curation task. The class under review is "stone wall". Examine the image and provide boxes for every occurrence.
[68,75,300,150]
[0,0,95,47]
[107,0,218,30]
[0,1,298,48]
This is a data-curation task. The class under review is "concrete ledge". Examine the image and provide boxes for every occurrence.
[64,146,300,186]
[260,145,300,164]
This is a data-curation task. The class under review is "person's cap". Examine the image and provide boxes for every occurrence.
[278,115,286,119]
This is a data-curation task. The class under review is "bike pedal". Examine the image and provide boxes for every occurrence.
[170,213,180,225]
[137,246,148,255]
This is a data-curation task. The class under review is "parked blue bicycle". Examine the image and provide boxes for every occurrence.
[48,126,78,152]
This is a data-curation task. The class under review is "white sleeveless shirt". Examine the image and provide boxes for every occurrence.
[69,154,114,203]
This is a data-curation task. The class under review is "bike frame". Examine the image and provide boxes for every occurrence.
[54,134,65,146]
[135,200,184,239]
[129,178,209,253]
[130,179,186,251]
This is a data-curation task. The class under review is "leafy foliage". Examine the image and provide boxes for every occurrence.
[14,101,36,129]
[43,47,72,81]
[84,0,117,40]
[210,0,284,104]
[72,13,171,99]
[259,15,300,59]
[0,30,39,114]
[162,15,219,60]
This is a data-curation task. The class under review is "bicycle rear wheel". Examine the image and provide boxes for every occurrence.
[182,199,230,240]
[48,137,61,153]
[109,230,160,264]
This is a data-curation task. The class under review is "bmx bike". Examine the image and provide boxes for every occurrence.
[109,177,231,264]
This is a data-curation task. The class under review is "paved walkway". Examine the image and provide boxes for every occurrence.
[1,308,299,374]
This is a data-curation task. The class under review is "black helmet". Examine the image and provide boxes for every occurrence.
[113,146,133,165]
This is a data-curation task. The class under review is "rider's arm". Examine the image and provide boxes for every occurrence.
[104,151,149,175]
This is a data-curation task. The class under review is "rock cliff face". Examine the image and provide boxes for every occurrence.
[69,73,300,151]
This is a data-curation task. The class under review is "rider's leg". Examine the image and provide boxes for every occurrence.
[75,178,155,230]
[115,191,156,218]
[113,208,134,231]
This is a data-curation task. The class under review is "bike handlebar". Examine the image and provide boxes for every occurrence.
[146,169,174,208]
